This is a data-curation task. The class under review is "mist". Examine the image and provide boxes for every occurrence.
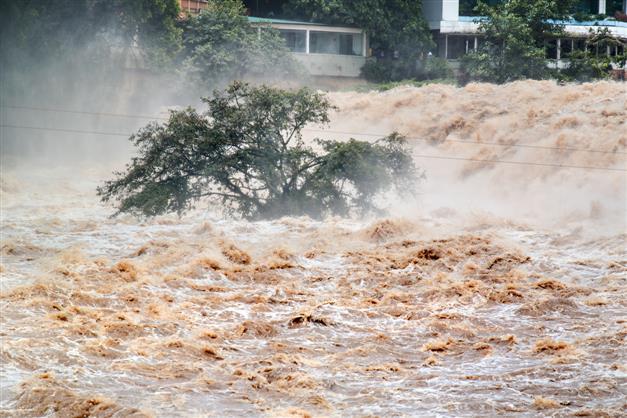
[322,80,627,232]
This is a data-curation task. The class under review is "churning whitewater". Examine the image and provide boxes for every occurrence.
[1,80,625,417]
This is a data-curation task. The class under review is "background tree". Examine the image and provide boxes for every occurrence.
[1,0,182,72]
[180,0,300,89]
[0,0,184,161]
[561,28,627,81]
[0,0,182,104]
[461,0,576,83]
[98,82,418,219]
[282,0,436,82]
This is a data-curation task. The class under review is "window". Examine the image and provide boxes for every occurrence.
[310,31,339,54]
[310,31,362,56]
[575,0,624,14]
[279,30,306,53]
[573,39,587,52]
[546,39,558,59]
[447,36,468,59]
[561,39,573,57]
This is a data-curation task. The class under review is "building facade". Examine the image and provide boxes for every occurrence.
[425,0,627,62]
[178,0,626,78]
[176,1,368,78]
[248,17,368,78]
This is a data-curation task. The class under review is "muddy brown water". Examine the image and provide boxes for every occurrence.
[1,80,626,417]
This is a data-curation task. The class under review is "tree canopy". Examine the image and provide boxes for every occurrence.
[282,0,435,81]
[461,0,626,83]
[98,82,418,219]
[285,0,432,52]
[0,0,183,105]
[1,0,182,69]
[561,28,627,81]
[180,0,299,89]
[461,0,577,83]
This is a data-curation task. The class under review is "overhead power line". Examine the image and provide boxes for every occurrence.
[0,124,130,137]
[1,123,625,173]
[303,128,627,155]
[3,104,625,155]
[1,105,169,121]
[412,154,627,173]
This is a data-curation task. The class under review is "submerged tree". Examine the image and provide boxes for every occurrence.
[98,82,418,219]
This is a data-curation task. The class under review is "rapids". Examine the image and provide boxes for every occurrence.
[1,80,625,417]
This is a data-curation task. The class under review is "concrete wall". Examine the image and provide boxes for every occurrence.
[292,53,366,78]
[442,0,460,21]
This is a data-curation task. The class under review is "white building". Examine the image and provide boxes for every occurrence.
[248,17,368,78]
[251,2,626,78]
[424,0,627,61]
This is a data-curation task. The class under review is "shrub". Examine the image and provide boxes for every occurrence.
[419,57,454,80]
[362,57,453,83]
[361,59,414,82]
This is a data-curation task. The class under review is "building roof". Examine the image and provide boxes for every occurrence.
[247,16,360,29]
[247,16,327,26]
[459,15,627,27]
[448,15,627,38]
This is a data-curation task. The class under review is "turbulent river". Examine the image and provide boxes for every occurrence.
[1,80,625,417]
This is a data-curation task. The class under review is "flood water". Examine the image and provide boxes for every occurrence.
[1,80,625,417]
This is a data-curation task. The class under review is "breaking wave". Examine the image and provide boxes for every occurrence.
[1,80,625,416]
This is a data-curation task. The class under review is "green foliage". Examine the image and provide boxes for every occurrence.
[0,0,182,104]
[1,0,182,69]
[283,0,432,50]
[361,59,415,83]
[421,57,455,80]
[459,0,501,16]
[571,11,608,21]
[461,0,576,83]
[348,78,458,93]
[283,0,434,82]
[560,28,627,81]
[99,82,415,218]
[92,0,182,66]
[180,0,299,89]
[98,82,418,219]
[359,60,389,82]
[361,56,453,83]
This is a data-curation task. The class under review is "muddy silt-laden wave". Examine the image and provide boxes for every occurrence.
[1,80,626,416]
[325,80,626,230]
